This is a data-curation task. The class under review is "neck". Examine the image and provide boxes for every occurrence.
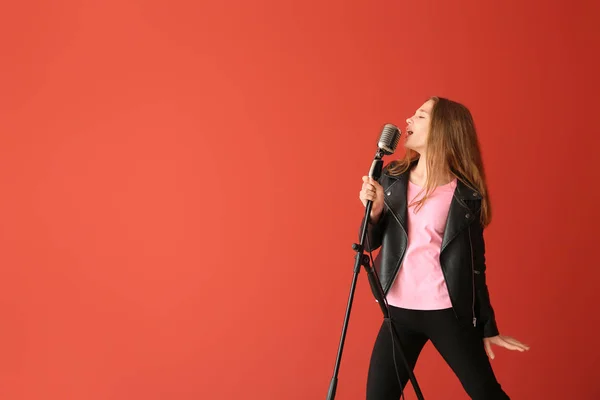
[413,154,428,180]
[412,153,453,185]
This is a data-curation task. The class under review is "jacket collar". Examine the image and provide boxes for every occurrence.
[384,158,482,201]
[382,158,482,252]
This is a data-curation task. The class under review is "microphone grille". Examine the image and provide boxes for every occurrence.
[378,124,401,155]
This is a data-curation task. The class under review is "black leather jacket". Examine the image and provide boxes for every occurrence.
[361,162,500,338]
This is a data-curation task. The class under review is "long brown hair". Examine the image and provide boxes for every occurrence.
[387,96,492,227]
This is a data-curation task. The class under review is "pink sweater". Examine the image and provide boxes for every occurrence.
[386,178,457,310]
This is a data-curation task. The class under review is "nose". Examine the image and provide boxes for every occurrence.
[406,117,412,125]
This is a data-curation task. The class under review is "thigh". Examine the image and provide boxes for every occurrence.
[426,310,509,400]
[366,315,428,400]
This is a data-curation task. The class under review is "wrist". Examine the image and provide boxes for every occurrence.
[370,209,383,223]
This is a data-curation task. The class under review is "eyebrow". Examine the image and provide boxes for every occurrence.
[417,109,429,114]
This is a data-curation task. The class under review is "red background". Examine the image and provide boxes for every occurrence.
[1,1,599,399]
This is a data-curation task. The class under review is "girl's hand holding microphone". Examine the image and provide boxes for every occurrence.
[359,176,384,223]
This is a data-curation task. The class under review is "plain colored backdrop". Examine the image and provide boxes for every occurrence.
[1,1,599,399]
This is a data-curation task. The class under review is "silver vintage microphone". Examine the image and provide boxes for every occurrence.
[369,123,401,179]
[377,123,401,155]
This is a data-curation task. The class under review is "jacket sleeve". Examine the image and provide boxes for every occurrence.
[359,207,387,252]
[471,220,500,338]
[358,173,388,252]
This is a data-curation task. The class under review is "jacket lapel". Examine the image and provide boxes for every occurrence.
[382,159,418,235]
[383,173,408,235]
[382,160,482,252]
[440,180,482,252]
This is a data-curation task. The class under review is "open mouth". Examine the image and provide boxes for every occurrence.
[407,130,414,136]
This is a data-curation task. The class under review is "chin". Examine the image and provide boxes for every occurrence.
[404,143,423,154]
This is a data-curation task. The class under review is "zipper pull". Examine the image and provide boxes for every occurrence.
[472,317,477,327]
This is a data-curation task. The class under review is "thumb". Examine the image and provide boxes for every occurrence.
[485,340,495,360]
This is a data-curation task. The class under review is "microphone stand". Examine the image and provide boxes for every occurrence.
[326,149,425,400]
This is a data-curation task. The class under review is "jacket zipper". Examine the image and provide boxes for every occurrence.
[468,226,477,327]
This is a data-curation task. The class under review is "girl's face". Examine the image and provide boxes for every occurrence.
[404,99,434,153]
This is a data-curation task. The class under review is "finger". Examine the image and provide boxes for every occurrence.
[499,340,524,352]
[505,336,529,347]
[485,340,494,360]
[361,188,376,196]
[361,192,376,201]
[501,337,524,347]
[505,337,530,350]
[369,177,381,187]
[362,176,369,183]
[361,185,375,195]
[367,186,378,196]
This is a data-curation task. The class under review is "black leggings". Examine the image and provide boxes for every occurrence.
[366,306,509,400]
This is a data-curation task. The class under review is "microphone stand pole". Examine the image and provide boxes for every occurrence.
[326,149,425,400]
